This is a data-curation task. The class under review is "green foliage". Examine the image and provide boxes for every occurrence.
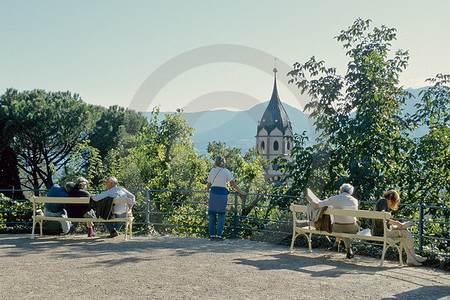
[285,18,415,201]
[88,105,148,158]
[0,89,99,189]
[63,140,105,189]
[0,193,33,226]
[124,108,208,191]
[402,74,450,206]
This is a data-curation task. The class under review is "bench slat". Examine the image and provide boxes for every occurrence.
[33,216,134,223]
[30,196,133,204]
[290,203,391,220]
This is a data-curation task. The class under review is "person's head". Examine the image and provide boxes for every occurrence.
[105,176,118,190]
[339,183,354,195]
[214,156,226,168]
[64,182,75,193]
[384,190,400,210]
[76,177,88,190]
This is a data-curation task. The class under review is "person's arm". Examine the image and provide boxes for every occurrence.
[203,182,211,193]
[92,189,113,201]
[122,188,136,204]
[388,219,404,228]
[230,181,246,196]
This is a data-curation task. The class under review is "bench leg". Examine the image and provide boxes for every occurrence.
[31,218,36,239]
[124,222,128,241]
[398,242,404,266]
[290,232,297,252]
[39,220,43,237]
[379,242,388,267]
[307,233,313,253]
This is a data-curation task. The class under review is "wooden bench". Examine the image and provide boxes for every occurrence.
[30,196,134,240]
[289,204,404,267]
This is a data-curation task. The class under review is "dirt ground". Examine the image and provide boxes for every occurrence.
[0,234,449,300]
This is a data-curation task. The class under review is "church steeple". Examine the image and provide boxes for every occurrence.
[256,67,293,181]
[257,68,292,135]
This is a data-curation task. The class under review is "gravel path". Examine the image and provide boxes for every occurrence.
[0,234,449,300]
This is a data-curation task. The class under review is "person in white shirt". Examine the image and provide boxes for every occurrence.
[203,156,246,240]
[312,183,359,258]
[92,176,135,238]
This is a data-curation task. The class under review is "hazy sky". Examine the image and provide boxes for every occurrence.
[1,1,449,112]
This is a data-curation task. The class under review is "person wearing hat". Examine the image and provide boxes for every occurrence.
[43,183,74,234]
[66,177,97,237]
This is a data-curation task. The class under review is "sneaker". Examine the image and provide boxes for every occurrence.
[414,255,427,263]
[407,259,422,266]
[328,244,339,252]
[108,229,119,238]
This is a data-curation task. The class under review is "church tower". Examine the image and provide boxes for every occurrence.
[256,68,293,179]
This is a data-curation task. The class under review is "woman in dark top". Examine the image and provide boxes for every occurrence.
[66,177,97,237]
[371,190,426,266]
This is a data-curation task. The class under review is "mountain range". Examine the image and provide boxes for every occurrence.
[141,87,428,154]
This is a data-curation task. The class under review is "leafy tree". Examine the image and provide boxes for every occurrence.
[284,18,413,201]
[0,89,98,190]
[88,105,148,158]
[63,140,105,189]
[104,109,209,228]
[404,74,450,206]
[0,145,24,199]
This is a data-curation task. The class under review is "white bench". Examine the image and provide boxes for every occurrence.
[30,196,134,240]
[289,204,404,266]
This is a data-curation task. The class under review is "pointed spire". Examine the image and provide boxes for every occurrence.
[257,67,292,135]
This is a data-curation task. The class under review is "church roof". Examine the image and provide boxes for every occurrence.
[257,69,292,135]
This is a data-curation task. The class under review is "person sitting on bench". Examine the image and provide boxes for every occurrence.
[44,183,73,234]
[311,183,359,259]
[91,176,135,238]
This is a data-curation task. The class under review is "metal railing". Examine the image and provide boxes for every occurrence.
[1,188,448,256]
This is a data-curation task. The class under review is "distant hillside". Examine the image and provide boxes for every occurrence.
[141,87,428,154]
[184,102,316,153]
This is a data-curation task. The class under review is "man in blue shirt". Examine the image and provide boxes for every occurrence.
[44,183,74,234]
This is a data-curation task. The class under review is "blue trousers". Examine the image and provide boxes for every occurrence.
[208,213,226,237]
[104,213,126,233]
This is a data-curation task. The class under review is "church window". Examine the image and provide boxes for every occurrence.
[273,141,279,151]
[261,141,265,150]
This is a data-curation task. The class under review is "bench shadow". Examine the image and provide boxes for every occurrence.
[0,234,275,265]
[233,252,384,278]
[385,285,450,300]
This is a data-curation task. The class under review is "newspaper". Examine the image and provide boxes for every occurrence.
[306,188,321,205]
[392,220,416,230]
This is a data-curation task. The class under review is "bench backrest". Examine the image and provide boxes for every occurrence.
[30,196,133,205]
[290,203,391,220]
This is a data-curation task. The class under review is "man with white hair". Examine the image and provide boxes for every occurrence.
[312,183,359,259]
[92,176,135,238]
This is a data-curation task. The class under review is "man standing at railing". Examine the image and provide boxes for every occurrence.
[91,176,135,238]
[44,183,74,235]
[311,183,359,259]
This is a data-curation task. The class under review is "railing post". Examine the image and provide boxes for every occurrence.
[145,189,151,233]
[232,192,239,239]
[418,203,424,253]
